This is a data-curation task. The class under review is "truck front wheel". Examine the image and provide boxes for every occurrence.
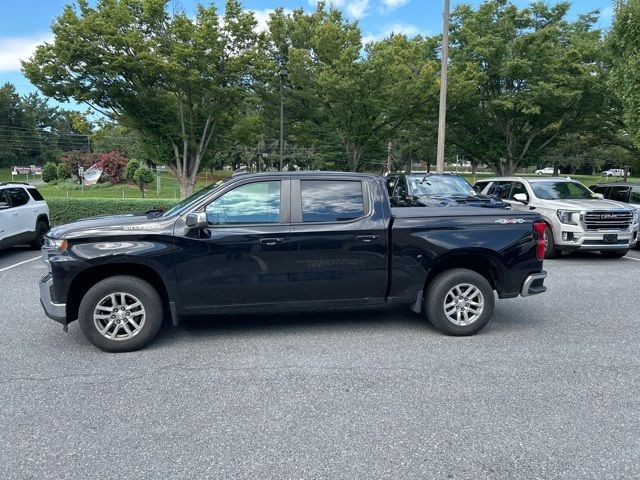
[78,275,163,352]
[425,269,495,336]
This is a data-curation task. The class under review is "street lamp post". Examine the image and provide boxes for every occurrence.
[279,69,288,171]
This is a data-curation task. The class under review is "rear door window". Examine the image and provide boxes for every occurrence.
[7,188,29,207]
[300,180,365,222]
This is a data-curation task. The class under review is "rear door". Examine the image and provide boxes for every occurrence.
[289,177,387,303]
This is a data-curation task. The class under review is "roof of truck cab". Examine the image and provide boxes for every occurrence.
[232,171,380,179]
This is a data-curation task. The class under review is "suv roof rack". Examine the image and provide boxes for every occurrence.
[0,182,30,186]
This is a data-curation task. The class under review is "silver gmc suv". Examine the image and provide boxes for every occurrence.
[475,177,639,258]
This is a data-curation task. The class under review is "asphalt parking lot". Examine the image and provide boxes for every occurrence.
[1,247,639,479]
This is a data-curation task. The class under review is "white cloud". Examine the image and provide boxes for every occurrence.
[381,0,410,9]
[251,9,293,33]
[308,0,371,19]
[0,33,52,73]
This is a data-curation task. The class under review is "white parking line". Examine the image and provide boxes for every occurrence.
[0,256,41,272]
[624,256,640,262]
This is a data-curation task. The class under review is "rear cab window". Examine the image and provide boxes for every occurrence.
[300,180,365,222]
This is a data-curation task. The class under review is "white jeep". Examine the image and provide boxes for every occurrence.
[0,183,50,250]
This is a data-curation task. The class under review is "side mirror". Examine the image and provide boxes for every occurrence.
[513,193,529,204]
[185,212,207,229]
[595,193,604,199]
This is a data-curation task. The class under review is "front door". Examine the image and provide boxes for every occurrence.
[175,179,291,308]
[289,178,388,304]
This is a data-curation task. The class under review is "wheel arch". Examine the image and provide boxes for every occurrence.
[423,252,503,298]
[67,263,171,323]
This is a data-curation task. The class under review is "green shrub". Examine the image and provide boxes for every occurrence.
[46,198,178,225]
[124,158,142,181]
[57,163,72,180]
[42,162,58,183]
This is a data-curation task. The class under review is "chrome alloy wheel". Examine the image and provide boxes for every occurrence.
[443,283,485,326]
[93,292,146,341]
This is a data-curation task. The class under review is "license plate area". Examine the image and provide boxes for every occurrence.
[603,234,618,243]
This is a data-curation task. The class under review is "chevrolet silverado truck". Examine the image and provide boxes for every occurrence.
[40,172,548,352]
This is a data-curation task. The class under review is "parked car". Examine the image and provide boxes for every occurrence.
[0,182,49,250]
[535,167,555,175]
[476,177,639,258]
[385,173,507,208]
[40,172,548,352]
[601,169,627,177]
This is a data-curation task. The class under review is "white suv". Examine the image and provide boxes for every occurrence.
[476,177,639,258]
[0,183,50,250]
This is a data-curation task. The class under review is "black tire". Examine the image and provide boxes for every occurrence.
[425,268,495,336]
[78,275,163,352]
[544,225,558,259]
[600,250,628,259]
[30,220,48,249]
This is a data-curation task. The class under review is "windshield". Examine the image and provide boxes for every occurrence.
[162,182,225,217]
[407,175,476,196]
[531,181,596,200]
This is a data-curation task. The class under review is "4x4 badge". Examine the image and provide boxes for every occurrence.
[494,218,526,224]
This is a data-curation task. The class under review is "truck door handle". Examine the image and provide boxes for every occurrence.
[259,237,285,246]
[356,234,380,242]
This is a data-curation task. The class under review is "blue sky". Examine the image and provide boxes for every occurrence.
[0,0,615,102]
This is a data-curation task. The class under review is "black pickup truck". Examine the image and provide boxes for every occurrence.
[40,172,547,352]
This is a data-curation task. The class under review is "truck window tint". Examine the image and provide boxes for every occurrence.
[301,180,365,222]
[531,181,594,200]
[0,190,10,209]
[474,182,488,194]
[205,181,280,225]
[609,186,631,202]
[28,188,44,201]
[8,188,29,207]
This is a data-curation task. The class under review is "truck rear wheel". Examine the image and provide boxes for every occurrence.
[425,269,495,336]
[78,275,163,352]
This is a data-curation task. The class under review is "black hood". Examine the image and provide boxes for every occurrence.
[47,212,177,240]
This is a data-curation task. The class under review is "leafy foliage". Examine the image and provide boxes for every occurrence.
[96,150,128,184]
[42,162,58,183]
[124,159,141,182]
[133,166,155,197]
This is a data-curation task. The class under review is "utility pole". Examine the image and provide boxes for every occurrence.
[436,0,450,174]
[279,69,288,171]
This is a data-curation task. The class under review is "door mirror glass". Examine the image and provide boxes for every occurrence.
[513,193,528,203]
[186,212,207,229]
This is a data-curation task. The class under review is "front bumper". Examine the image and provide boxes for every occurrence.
[553,225,638,251]
[39,273,67,325]
[521,271,547,297]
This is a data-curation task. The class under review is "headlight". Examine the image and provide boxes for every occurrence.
[557,210,579,225]
[633,209,639,225]
[44,237,68,251]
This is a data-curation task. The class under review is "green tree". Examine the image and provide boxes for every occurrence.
[124,159,142,182]
[42,162,58,183]
[133,166,154,198]
[447,0,606,175]
[609,0,640,152]
[23,0,263,196]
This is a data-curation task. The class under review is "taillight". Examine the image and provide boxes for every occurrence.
[533,221,546,260]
